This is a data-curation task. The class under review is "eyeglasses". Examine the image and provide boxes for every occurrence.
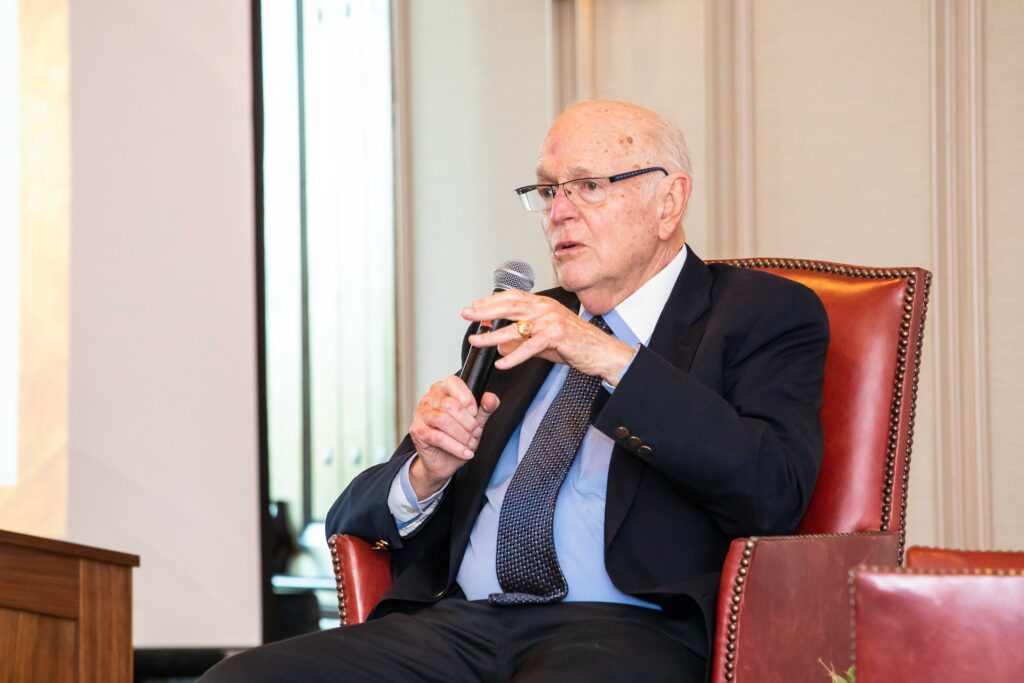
[514,166,668,212]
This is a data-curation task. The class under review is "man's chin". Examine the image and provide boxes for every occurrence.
[555,270,591,294]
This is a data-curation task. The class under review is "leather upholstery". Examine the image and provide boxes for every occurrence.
[709,259,930,683]
[711,532,897,682]
[328,259,932,683]
[746,264,926,539]
[853,567,1024,683]
[329,533,392,626]
[905,545,1024,571]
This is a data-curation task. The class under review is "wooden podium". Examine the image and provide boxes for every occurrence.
[0,529,139,682]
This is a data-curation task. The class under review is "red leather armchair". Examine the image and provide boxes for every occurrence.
[329,258,932,682]
[852,547,1024,682]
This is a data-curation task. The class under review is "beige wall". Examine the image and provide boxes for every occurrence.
[66,0,261,647]
[984,0,1024,548]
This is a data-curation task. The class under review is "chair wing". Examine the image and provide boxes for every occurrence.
[715,259,931,558]
[706,259,931,683]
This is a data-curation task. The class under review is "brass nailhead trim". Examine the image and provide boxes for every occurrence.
[848,567,859,667]
[900,271,931,564]
[327,533,349,625]
[856,564,1022,577]
[712,259,931,566]
[909,545,1024,556]
[722,538,758,677]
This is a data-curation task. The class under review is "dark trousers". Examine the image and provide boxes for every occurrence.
[200,597,707,682]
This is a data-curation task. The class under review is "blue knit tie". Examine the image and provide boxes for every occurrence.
[489,315,612,605]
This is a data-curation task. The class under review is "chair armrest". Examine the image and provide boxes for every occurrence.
[328,533,393,625]
[710,531,899,683]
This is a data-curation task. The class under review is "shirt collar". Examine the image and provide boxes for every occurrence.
[581,244,688,346]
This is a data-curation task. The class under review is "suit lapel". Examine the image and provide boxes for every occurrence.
[605,249,714,547]
[646,250,712,369]
[447,288,580,578]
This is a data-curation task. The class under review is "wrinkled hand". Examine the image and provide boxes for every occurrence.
[463,290,635,383]
[408,375,499,499]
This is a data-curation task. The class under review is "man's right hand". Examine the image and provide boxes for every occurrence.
[407,375,499,500]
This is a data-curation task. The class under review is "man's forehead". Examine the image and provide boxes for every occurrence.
[535,162,600,181]
[537,113,649,178]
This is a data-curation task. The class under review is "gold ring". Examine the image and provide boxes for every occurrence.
[515,320,534,339]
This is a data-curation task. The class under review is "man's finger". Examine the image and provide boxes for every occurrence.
[476,392,500,427]
[422,409,475,447]
[467,323,524,348]
[494,335,550,370]
[438,395,478,433]
[441,374,477,413]
[414,423,474,460]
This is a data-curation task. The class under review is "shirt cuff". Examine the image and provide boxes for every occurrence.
[388,453,450,528]
[601,343,642,393]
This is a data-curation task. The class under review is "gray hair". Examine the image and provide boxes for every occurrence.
[648,112,692,176]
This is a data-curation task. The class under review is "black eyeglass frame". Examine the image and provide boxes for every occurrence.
[514,166,669,209]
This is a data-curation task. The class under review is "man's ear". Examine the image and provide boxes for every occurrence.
[658,172,691,240]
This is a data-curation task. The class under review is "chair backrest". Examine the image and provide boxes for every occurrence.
[905,545,1024,571]
[852,566,1024,682]
[711,259,931,561]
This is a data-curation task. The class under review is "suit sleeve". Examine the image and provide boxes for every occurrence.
[592,282,829,537]
[324,437,417,548]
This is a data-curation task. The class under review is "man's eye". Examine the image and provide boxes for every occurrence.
[583,180,600,192]
[538,187,557,199]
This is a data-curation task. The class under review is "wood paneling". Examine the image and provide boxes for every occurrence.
[0,543,78,619]
[0,530,137,682]
[79,560,133,682]
[0,607,76,683]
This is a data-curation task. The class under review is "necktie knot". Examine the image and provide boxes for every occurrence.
[589,315,612,334]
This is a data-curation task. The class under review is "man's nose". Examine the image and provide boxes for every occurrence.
[549,185,578,222]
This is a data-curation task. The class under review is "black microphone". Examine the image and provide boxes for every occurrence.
[460,260,536,402]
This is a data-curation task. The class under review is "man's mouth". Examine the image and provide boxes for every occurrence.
[554,240,584,255]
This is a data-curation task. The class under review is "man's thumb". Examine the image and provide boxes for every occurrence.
[477,392,500,425]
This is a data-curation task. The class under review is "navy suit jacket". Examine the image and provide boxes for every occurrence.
[326,250,830,651]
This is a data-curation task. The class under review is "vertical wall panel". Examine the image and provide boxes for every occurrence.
[591,0,710,255]
[983,0,1024,549]
[752,0,932,266]
[750,1,939,547]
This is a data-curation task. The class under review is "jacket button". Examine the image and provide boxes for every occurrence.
[626,435,642,448]
[614,426,630,439]
[638,445,653,458]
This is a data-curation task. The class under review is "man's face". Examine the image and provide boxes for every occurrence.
[536,108,666,309]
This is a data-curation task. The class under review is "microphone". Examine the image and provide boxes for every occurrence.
[460,260,536,402]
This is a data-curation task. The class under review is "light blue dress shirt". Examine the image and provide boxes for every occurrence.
[389,246,689,609]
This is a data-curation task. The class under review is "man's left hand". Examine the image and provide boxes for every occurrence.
[462,290,635,387]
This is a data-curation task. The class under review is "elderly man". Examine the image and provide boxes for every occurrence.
[203,100,828,682]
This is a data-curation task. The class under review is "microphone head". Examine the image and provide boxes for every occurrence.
[493,260,535,293]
